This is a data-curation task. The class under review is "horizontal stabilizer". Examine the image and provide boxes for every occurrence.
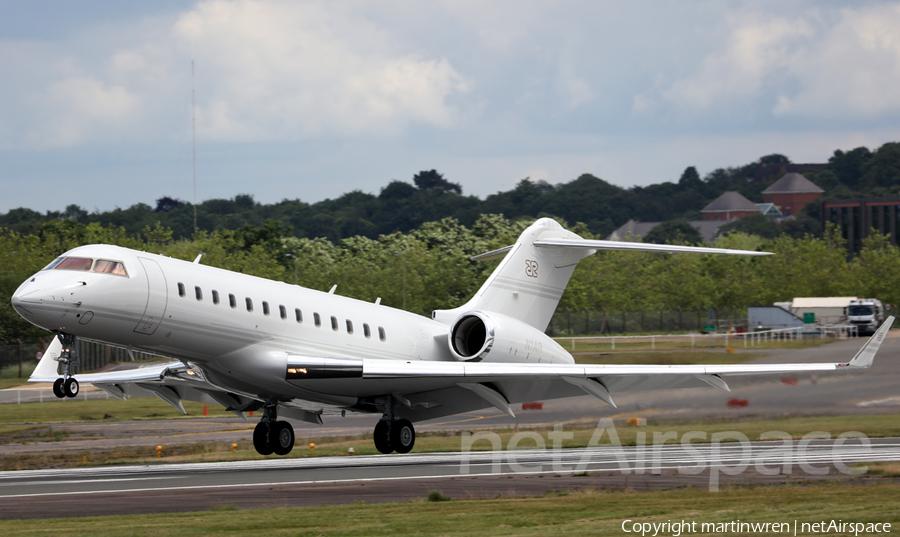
[471,238,772,261]
[534,238,772,256]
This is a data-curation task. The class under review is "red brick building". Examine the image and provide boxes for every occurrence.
[762,173,823,217]
[700,191,761,221]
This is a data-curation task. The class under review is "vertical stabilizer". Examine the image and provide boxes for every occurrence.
[433,219,592,331]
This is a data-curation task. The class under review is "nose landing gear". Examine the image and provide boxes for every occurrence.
[52,333,80,399]
[252,403,295,456]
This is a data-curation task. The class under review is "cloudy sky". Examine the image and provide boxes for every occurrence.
[2,1,900,214]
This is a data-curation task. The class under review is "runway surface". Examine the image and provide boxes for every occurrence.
[1,437,898,518]
[2,335,900,519]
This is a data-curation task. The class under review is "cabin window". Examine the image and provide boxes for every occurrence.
[195,286,203,301]
[314,313,321,327]
[378,327,386,341]
[212,290,220,305]
[331,316,338,331]
[262,301,270,316]
[93,259,128,276]
[178,283,185,297]
[53,257,93,272]
[346,320,353,334]
[229,294,237,308]
[295,309,303,323]
[246,298,253,312]
[363,323,371,338]
[279,305,286,320]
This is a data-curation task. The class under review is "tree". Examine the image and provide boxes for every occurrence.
[644,220,702,245]
[678,166,703,190]
[412,170,462,194]
[153,197,183,213]
[828,146,872,188]
[759,154,791,165]
[860,142,900,191]
[718,214,782,239]
[379,181,417,200]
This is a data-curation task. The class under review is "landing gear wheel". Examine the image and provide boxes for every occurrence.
[271,421,295,455]
[52,378,65,399]
[391,419,415,454]
[373,420,393,454]
[253,422,273,455]
[63,378,79,398]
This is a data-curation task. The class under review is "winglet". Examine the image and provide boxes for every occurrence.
[29,337,62,382]
[846,316,894,369]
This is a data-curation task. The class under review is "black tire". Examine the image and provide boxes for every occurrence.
[63,378,79,398]
[253,422,273,455]
[52,378,65,399]
[271,421,295,455]
[390,419,415,454]
[373,420,393,454]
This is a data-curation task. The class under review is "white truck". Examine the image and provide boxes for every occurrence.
[847,298,884,335]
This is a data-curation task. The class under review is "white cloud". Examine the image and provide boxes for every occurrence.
[650,5,900,120]
[658,15,812,111]
[26,76,139,147]
[0,0,471,149]
[174,0,471,141]
[773,4,900,118]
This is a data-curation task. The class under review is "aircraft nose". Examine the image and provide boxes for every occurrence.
[11,279,41,315]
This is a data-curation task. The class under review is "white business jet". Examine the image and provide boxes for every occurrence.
[11,218,893,456]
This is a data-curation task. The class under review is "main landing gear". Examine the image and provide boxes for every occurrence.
[372,395,416,454]
[52,333,80,399]
[252,403,295,456]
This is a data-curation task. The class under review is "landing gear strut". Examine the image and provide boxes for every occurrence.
[252,403,295,456]
[52,333,79,399]
[372,395,416,454]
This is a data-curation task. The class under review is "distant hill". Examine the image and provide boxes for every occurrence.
[2,142,899,241]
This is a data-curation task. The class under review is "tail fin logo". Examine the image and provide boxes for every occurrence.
[525,260,539,278]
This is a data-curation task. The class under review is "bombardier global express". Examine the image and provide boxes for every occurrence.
[11,218,893,456]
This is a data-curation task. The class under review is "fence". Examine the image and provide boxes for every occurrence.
[555,325,812,352]
[548,309,746,336]
[0,338,158,378]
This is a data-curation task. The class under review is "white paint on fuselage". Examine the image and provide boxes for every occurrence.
[12,244,454,399]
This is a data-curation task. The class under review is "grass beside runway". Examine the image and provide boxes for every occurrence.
[2,412,900,470]
[1,481,898,534]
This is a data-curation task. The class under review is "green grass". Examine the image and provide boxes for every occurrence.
[0,397,233,424]
[1,481,898,534]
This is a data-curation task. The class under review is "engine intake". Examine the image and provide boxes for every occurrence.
[449,311,494,361]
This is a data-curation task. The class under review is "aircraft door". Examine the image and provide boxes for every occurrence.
[134,257,168,335]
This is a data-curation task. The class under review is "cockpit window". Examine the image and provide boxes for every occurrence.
[53,257,93,271]
[93,259,127,276]
[47,257,128,276]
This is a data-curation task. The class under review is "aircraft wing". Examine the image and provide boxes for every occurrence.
[29,319,892,423]
[315,318,893,420]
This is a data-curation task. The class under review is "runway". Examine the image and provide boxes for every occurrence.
[1,437,898,519]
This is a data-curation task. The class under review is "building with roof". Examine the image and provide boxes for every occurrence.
[822,197,900,251]
[762,172,824,217]
[700,191,761,221]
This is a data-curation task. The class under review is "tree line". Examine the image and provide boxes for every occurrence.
[2,142,899,242]
[3,214,899,344]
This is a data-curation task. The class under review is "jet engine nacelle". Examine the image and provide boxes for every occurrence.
[447,310,573,364]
